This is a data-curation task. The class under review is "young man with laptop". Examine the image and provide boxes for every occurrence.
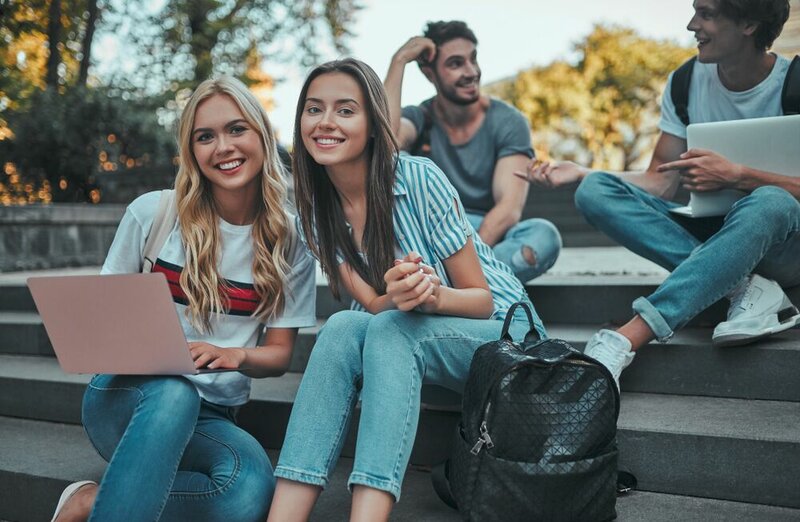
[517,0,799,386]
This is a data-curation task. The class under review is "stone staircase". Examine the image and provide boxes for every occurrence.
[1,249,800,521]
[523,183,618,247]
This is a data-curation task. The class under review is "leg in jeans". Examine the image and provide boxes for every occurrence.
[275,309,538,501]
[575,171,722,272]
[352,310,537,500]
[631,186,800,339]
[83,375,273,522]
[274,311,370,488]
[466,212,562,282]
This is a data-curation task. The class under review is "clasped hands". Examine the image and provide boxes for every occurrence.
[385,251,441,313]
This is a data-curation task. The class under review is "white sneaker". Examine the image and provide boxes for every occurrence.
[583,329,635,389]
[712,274,800,347]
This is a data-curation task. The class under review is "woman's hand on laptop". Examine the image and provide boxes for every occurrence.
[657,148,744,192]
[189,342,246,370]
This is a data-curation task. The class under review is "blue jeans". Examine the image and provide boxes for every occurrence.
[274,309,542,500]
[575,172,800,340]
[82,375,274,522]
[466,213,562,283]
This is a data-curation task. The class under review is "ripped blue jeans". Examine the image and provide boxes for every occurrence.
[467,213,562,283]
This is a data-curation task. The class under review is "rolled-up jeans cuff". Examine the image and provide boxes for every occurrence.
[632,297,674,342]
[348,472,402,502]
[273,466,329,489]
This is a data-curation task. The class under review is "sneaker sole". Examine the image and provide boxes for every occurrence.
[712,308,800,348]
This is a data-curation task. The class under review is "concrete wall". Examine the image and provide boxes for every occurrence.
[0,204,125,272]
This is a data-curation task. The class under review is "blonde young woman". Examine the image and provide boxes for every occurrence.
[51,77,316,522]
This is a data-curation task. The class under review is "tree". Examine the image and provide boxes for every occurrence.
[3,86,175,202]
[102,0,361,94]
[491,25,693,170]
[1,0,361,203]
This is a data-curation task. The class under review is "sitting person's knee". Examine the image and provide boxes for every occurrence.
[738,186,799,226]
[574,171,618,216]
[522,219,562,268]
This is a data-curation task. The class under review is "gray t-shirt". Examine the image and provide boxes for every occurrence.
[402,98,534,214]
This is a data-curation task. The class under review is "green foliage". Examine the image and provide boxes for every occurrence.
[0,0,360,203]
[103,0,362,94]
[491,25,693,170]
[2,86,175,202]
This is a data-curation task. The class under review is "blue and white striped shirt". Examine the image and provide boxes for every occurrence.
[307,154,544,329]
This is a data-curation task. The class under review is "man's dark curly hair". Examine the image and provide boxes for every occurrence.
[422,20,478,48]
[717,0,790,49]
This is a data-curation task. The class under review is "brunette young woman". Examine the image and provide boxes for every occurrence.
[267,58,546,522]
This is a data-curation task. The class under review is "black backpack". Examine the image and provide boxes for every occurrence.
[433,302,629,522]
[671,54,800,125]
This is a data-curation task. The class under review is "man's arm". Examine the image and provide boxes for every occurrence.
[478,153,530,247]
[384,37,436,149]
[658,148,800,198]
[515,131,687,200]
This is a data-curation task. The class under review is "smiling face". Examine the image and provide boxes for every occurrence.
[300,72,371,175]
[430,37,481,105]
[687,0,755,64]
[191,94,264,201]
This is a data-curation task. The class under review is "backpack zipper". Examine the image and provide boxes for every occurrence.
[468,358,558,456]
[470,420,495,455]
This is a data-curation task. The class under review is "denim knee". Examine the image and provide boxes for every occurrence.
[574,171,620,220]
[525,218,562,267]
[732,186,800,235]
[83,376,201,460]
[132,377,201,424]
[363,311,418,354]
[310,310,369,364]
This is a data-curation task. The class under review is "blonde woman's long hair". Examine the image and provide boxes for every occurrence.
[175,76,291,332]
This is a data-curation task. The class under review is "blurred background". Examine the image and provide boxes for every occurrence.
[1,0,798,205]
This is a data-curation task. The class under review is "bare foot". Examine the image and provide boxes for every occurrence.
[54,482,97,522]
[521,246,537,267]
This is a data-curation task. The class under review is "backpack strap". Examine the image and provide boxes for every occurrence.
[781,55,800,115]
[141,189,177,273]
[409,102,434,156]
[670,56,697,127]
[431,461,458,510]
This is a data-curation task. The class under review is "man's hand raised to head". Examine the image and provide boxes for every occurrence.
[392,36,437,67]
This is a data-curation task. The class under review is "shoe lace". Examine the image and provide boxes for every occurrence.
[729,278,754,313]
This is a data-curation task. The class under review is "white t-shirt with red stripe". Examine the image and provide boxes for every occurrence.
[102,190,317,406]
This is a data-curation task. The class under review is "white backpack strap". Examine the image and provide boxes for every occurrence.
[141,189,177,273]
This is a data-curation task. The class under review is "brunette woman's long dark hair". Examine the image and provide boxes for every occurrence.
[293,58,399,299]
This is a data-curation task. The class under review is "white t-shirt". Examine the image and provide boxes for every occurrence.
[101,190,317,406]
[659,53,791,139]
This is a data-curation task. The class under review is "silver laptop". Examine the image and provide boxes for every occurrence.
[669,114,800,218]
[28,273,235,375]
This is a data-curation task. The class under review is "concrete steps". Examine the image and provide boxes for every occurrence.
[2,249,799,519]
[4,417,799,522]
[2,355,799,509]
[4,320,800,401]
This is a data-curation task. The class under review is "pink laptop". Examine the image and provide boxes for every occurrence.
[28,273,233,375]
